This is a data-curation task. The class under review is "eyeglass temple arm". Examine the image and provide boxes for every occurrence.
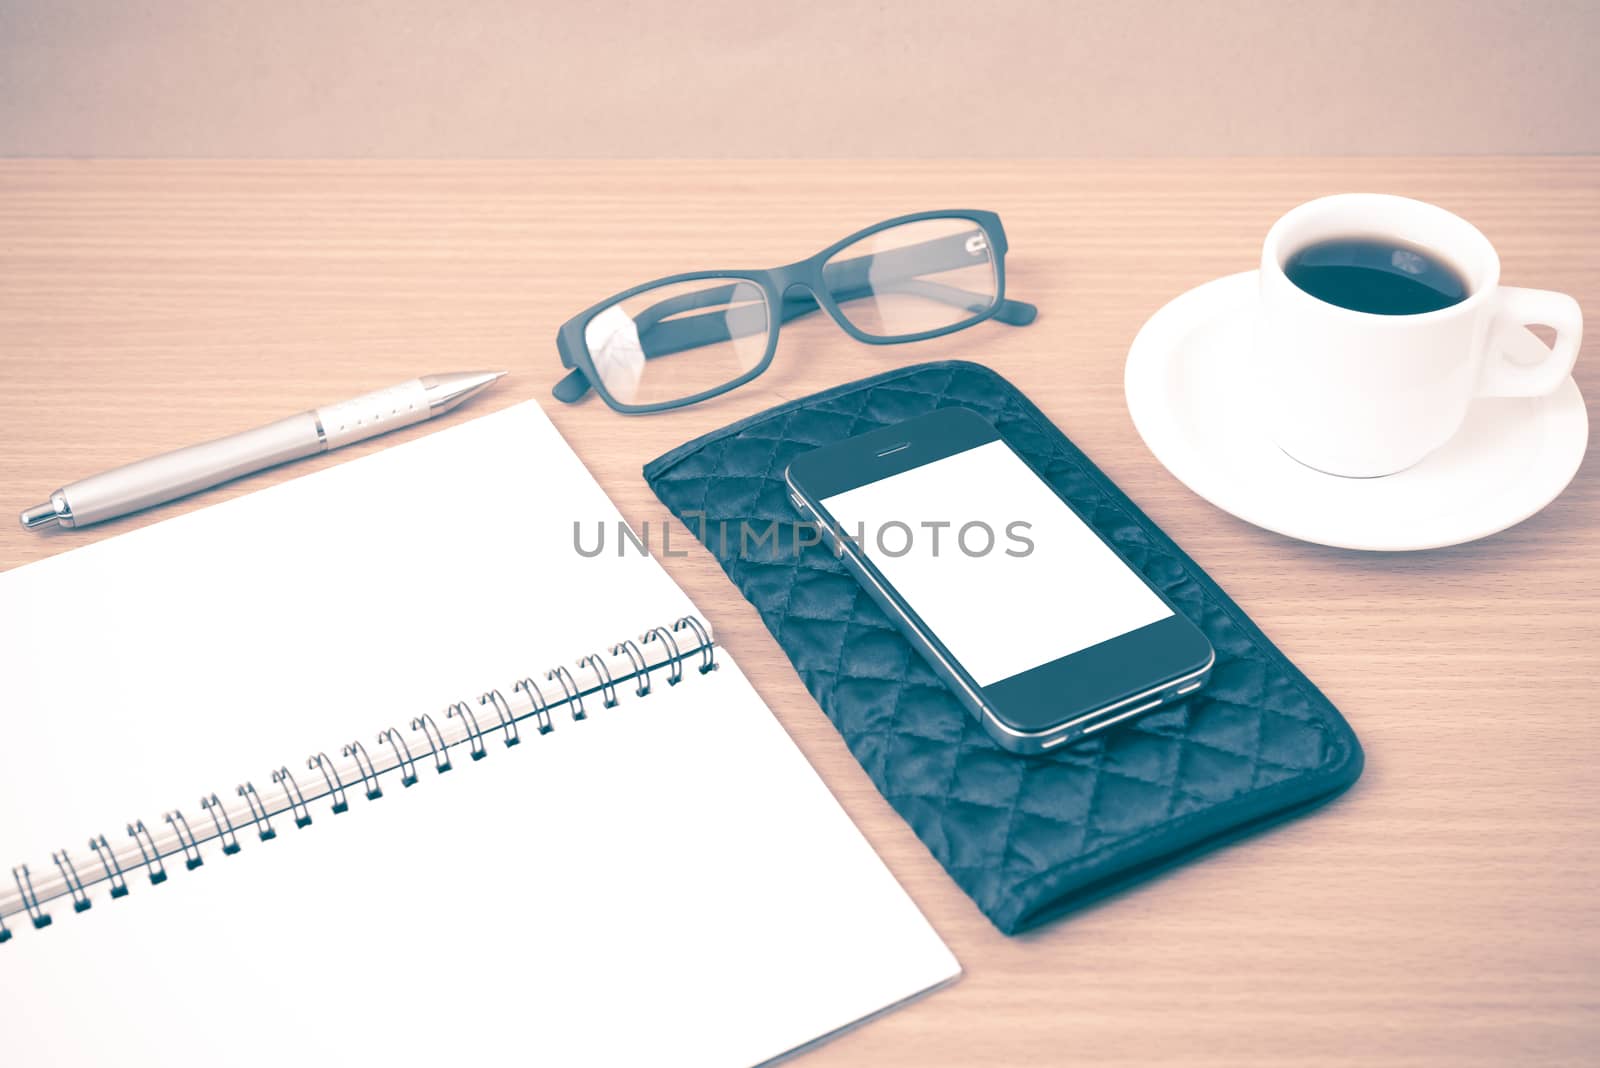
[554,231,1037,403]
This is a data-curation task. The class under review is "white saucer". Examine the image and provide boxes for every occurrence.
[1125,271,1589,551]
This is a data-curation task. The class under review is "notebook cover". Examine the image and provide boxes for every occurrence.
[643,361,1363,934]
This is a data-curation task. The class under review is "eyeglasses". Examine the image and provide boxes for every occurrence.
[552,209,1037,413]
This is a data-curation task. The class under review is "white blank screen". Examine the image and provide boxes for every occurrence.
[821,439,1172,687]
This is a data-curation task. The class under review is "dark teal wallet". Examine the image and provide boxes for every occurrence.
[644,361,1364,934]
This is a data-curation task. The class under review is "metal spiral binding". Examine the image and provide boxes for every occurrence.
[447,701,488,761]
[580,654,620,708]
[612,640,651,697]
[237,782,276,841]
[481,689,520,747]
[343,741,384,800]
[642,626,684,686]
[546,665,586,720]
[13,865,51,929]
[0,614,716,941]
[410,713,452,774]
[309,754,350,814]
[89,834,129,897]
[514,678,553,734]
[201,794,242,854]
[674,616,718,674]
[272,768,313,828]
[164,810,205,869]
[378,728,419,787]
[52,850,91,913]
[127,821,167,884]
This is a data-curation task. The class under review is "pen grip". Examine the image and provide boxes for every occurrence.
[62,413,323,526]
[313,379,431,449]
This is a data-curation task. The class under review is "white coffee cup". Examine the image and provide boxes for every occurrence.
[1256,193,1582,478]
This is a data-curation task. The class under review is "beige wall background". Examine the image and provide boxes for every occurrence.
[0,0,1597,156]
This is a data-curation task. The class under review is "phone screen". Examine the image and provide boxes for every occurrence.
[820,438,1172,688]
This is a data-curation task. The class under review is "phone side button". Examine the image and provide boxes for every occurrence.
[1082,697,1164,737]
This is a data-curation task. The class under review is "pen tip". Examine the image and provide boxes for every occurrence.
[422,371,508,415]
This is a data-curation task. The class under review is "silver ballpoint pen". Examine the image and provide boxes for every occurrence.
[20,371,508,531]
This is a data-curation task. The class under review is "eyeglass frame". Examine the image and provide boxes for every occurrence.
[552,208,1036,414]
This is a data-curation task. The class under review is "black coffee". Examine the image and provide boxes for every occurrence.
[1284,237,1469,315]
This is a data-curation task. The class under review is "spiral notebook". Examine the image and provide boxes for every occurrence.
[0,400,958,1066]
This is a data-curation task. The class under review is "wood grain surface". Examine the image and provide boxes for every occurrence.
[0,160,1595,1066]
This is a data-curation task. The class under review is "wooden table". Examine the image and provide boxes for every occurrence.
[1,160,1595,1066]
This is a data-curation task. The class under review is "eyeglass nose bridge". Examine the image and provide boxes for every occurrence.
[772,258,825,296]
[770,262,854,334]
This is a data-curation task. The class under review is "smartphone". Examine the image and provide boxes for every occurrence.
[785,407,1214,754]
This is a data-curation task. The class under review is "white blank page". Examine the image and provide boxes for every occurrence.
[0,401,698,862]
[0,400,958,1066]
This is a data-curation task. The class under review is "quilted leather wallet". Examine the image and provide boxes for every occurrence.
[643,361,1364,934]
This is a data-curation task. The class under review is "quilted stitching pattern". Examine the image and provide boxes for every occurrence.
[645,362,1362,934]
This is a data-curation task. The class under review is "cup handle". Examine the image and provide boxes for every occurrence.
[1478,286,1583,398]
